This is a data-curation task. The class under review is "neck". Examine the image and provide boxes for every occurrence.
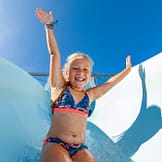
[70,86,84,92]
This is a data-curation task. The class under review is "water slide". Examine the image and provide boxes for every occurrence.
[0,53,161,162]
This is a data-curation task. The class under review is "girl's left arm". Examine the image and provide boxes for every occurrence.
[88,55,132,102]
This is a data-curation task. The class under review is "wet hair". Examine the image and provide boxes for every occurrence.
[63,52,94,80]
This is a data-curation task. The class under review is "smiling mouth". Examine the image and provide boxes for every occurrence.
[75,76,85,82]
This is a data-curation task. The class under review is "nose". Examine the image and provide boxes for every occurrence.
[77,69,84,74]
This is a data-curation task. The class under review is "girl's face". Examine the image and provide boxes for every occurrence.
[66,58,91,90]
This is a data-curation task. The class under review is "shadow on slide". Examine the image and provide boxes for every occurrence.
[0,56,161,162]
[115,64,162,157]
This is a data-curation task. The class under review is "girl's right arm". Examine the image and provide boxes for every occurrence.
[36,8,65,88]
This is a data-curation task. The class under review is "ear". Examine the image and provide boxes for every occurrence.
[65,68,69,80]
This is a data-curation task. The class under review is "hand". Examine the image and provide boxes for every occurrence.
[36,8,54,25]
[126,55,132,71]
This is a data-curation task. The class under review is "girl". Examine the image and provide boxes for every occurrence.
[36,8,132,162]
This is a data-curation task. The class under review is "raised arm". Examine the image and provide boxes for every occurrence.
[88,56,132,102]
[35,8,65,88]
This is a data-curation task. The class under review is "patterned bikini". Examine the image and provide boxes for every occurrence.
[43,87,90,156]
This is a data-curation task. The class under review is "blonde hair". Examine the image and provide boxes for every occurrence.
[51,52,93,107]
[63,52,94,78]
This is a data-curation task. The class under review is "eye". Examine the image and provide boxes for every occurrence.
[84,68,90,73]
[73,67,79,70]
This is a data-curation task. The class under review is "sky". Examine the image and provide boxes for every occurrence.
[0,1,162,161]
[1,0,162,85]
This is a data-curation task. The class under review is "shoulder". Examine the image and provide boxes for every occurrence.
[86,84,107,102]
[86,88,95,104]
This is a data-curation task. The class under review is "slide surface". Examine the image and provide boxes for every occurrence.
[0,53,162,162]
[89,53,162,162]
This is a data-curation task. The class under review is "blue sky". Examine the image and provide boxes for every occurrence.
[1,0,162,84]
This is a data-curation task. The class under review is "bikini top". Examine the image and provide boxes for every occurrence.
[51,87,90,116]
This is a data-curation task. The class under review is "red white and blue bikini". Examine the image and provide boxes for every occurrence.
[43,87,90,156]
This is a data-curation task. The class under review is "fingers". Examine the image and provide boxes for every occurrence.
[126,55,131,61]
[126,55,131,64]
[35,8,47,19]
[49,11,53,15]
[126,55,132,69]
[35,8,54,25]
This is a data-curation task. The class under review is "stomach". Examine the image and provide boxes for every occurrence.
[47,110,87,144]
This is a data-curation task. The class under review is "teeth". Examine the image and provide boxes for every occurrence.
[76,77,84,81]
